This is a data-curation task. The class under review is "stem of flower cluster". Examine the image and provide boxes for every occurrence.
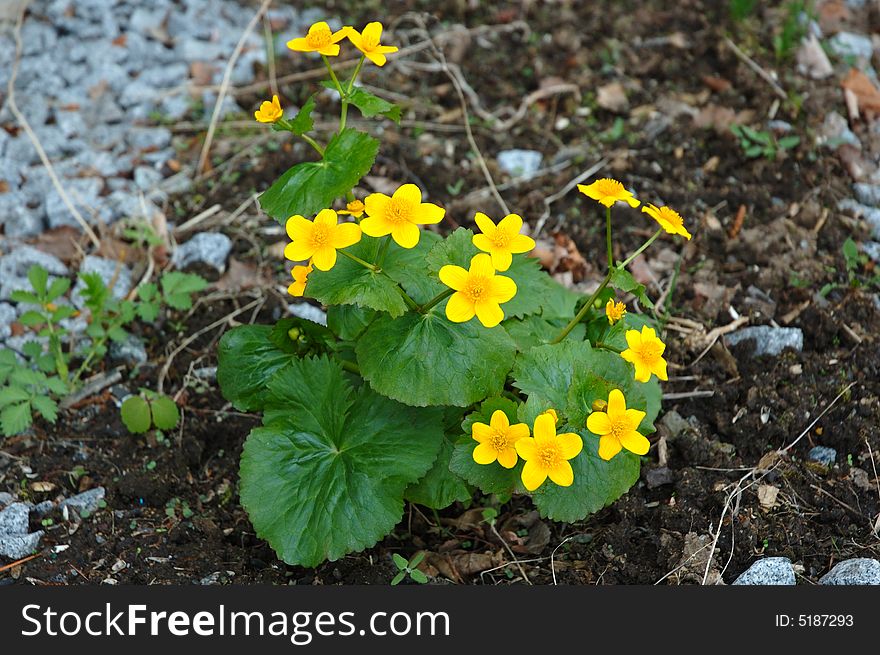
[339,359,361,375]
[418,288,455,314]
[619,229,662,269]
[300,133,325,156]
[549,273,612,345]
[339,248,378,271]
[605,205,613,270]
[596,341,622,354]
[322,55,347,132]
[347,55,365,94]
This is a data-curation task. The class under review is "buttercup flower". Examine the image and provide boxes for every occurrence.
[586,389,649,461]
[606,299,626,325]
[471,212,536,271]
[439,253,516,328]
[620,325,668,382]
[515,412,583,491]
[287,21,349,56]
[287,262,312,297]
[642,203,692,240]
[361,183,445,248]
[339,199,365,218]
[284,209,362,271]
[541,408,558,423]
[577,178,640,208]
[471,410,530,469]
[346,22,399,66]
[255,94,283,123]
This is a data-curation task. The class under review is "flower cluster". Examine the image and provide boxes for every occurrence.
[287,21,398,64]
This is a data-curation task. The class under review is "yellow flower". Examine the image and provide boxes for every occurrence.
[620,325,668,382]
[287,262,312,297]
[361,183,445,248]
[586,389,649,461]
[515,412,583,491]
[346,22,399,66]
[642,203,692,240]
[286,21,349,56]
[284,209,362,271]
[254,94,283,123]
[541,408,558,423]
[339,199,365,218]
[577,178,640,208]
[439,254,517,328]
[471,410,530,469]
[605,299,626,325]
[471,212,536,272]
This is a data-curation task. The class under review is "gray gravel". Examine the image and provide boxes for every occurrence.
[724,326,804,357]
[497,149,543,179]
[0,502,44,560]
[59,487,106,515]
[172,231,233,274]
[819,558,880,585]
[732,557,796,585]
[807,445,837,467]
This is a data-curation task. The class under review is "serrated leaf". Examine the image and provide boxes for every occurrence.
[609,267,654,309]
[381,232,444,305]
[21,341,43,359]
[321,81,402,123]
[217,324,298,411]
[287,94,315,136]
[405,437,471,509]
[305,238,410,317]
[35,354,56,374]
[107,326,128,342]
[512,341,594,424]
[10,290,40,304]
[326,305,377,340]
[259,128,379,223]
[27,265,48,295]
[46,277,71,301]
[356,310,516,407]
[531,427,640,522]
[51,305,75,321]
[450,397,525,495]
[121,396,151,433]
[137,301,160,322]
[0,385,31,408]
[538,275,582,320]
[79,272,109,312]
[240,356,443,567]
[162,272,208,310]
[31,395,58,423]
[1,402,32,436]
[18,311,45,328]
[502,315,585,352]
[150,395,180,430]
[45,376,67,395]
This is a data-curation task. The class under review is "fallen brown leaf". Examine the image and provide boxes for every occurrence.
[597,81,628,113]
[841,68,880,114]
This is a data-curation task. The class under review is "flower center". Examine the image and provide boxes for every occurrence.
[490,429,509,452]
[306,25,332,48]
[596,179,623,197]
[386,198,413,224]
[491,231,511,248]
[362,32,380,50]
[347,200,364,213]
[609,418,628,440]
[464,275,491,301]
[660,208,682,227]
[639,341,662,362]
[537,443,562,469]
[310,223,332,247]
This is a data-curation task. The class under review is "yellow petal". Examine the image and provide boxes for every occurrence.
[311,246,337,271]
[515,437,537,460]
[490,249,513,272]
[625,408,647,430]
[497,447,518,469]
[317,43,341,56]
[490,409,510,430]
[532,413,556,441]
[598,435,622,461]
[620,348,637,364]
[510,233,536,254]
[652,358,668,381]
[471,421,492,442]
[362,21,383,45]
[642,325,657,341]
[391,221,420,249]
[474,300,504,328]
[557,432,583,460]
[360,215,392,237]
[314,209,338,226]
[439,264,469,291]
[623,194,641,208]
[489,274,516,303]
[287,281,305,297]
[417,202,445,225]
[633,362,652,383]
[364,51,387,66]
[286,37,311,51]
[548,461,574,487]
[619,430,650,456]
[625,329,642,350]
[468,252,495,278]
[445,292,475,323]
[364,192,390,218]
[286,215,312,241]
[497,213,523,234]
[507,423,531,440]
[345,29,363,49]
[330,28,349,43]
[586,411,611,436]
[332,222,362,249]
[474,212,496,235]
[377,45,398,54]
[284,241,315,263]
[521,460,548,491]
[473,442,498,465]
[472,234,496,254]
[607,389,626,417]
[393,183,422,206]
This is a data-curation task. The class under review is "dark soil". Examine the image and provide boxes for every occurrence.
[3,0,880,586]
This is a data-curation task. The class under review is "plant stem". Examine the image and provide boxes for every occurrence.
[338,247,419,311]
[300,133,325,156]
[605,205,613,270]
[43,319,68,381]
[339,248,378,271]
[376,235,392,268]
[418,288,454,314]
[596,341,622,353]
[347,55,365,94]
[322,55,347,132]
[619,229,662,269]
[339,359,360,375]
[549,274,612,345]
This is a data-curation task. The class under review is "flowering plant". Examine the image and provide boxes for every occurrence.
[217,22,691,567]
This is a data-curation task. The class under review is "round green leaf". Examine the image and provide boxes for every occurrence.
[121,396,151,434]
[217,324,297,411]
[512,341,595,424]
[240,356,444,567]
[405,437,471,510]
[355,310,516,407]
[150,395,180,430]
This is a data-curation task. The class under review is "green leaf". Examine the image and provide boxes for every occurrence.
[512,341,595,424]
[121,396,151,433]
[425,226,478,272]
[27,265,49,296]
[161,272,208,310]
[18,311,45,328]
[150,395,180,430]
[1,402,32,436]
[78,272,109,313]
[21,341,43,359]
[271,316,336,356]
[45,376,67,395]
[217,324,299,412]
[356,310,516,407]
[392,553,408,569]
[405,437,471,509]
[777,135,800,150]
[287,94,315,136]
[744,144,763,158]
[31,395,58,424]
[410,569,429,583]
[46,277,71,301]
[381,232,444,305]
[306,238,410,317]
[0,385,31,408]
[584,312,655,352]
[609,267,654,309]
[323,82,402,123]
[107,326,128,342]
[327,305,377,340]
[259,128,379,223]
[538,275,582,320]
[51,305,75,322]
[10,290,40,305]
[137,301,160,322]
[449,397,525,496]
[0,350,18,385]
[531,427,640,522]
[240,356,443,567]
[391,571,406,585]
[502,315,585,352]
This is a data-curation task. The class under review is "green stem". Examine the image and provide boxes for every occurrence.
[418,288,455,314]
[340,359,361,375]
[596,341,622,353]
[339,248,378,271]
[376,236,392,268]
[44,319,68,381]
[300,133,325,156]
[549,274,612,345]
[605,205,613,270]
[347,55,366,94]
[321,55,347,133]
[619,229,662,269]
